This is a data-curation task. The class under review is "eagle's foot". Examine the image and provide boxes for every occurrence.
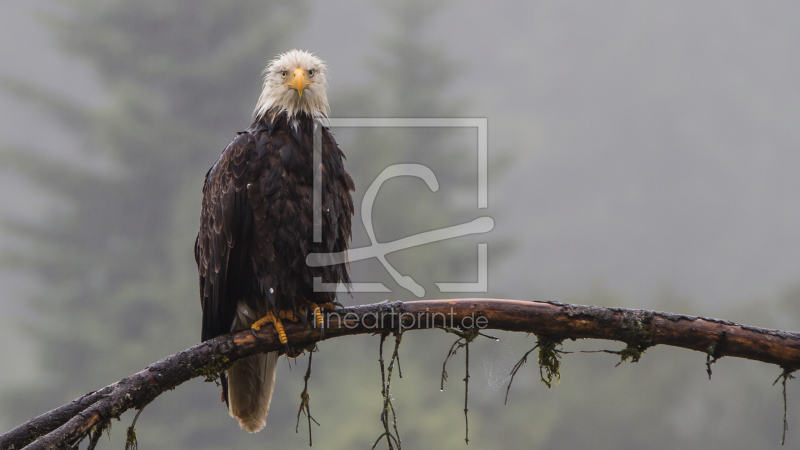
[308,303,324,329]
[250,312,288,346]
[307,302,335,337]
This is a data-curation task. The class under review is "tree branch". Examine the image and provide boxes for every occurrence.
[3,298,800,449]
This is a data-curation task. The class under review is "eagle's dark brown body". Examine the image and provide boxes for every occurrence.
[194,111,354,430]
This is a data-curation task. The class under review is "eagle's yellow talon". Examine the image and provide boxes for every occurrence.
[276,323,287,345]
[250,312,289,345]
[308,303,324,328]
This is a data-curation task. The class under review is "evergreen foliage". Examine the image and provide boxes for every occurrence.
[1,0,484,447]
[3,1,797,449]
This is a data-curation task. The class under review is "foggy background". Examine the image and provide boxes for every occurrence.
[2,0,800,448]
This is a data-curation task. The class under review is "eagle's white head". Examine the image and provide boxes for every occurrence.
[254,49,329,122]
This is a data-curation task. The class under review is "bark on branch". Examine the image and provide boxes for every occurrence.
[3,298,800,449]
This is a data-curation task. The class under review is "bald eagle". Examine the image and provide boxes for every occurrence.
[195,50,354,433]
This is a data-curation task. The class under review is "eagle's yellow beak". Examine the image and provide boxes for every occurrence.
[286,68,310,97]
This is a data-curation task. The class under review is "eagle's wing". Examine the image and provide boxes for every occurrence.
[195,133,255,342]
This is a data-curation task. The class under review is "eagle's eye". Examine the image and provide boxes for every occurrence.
[309,69,315,77]
[280,71,287,79]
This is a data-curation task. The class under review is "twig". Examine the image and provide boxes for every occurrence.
[774,369,796,445]
[464,340,470,445]
[581,344,643,367]
[441,337,466,390]
[504,345,539,405]
[706,353,718,379]
[505,336,570,405]
[296,349,320,446]
[124,405,146,450]
[372,332,403,450]
[704,330,726,379]
[438,326,484,444]
[387,333,403,444]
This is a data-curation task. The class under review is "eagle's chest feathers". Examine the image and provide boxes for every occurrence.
[244,120,324,263]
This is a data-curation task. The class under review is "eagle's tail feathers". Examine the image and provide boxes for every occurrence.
[226,351,279,433]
